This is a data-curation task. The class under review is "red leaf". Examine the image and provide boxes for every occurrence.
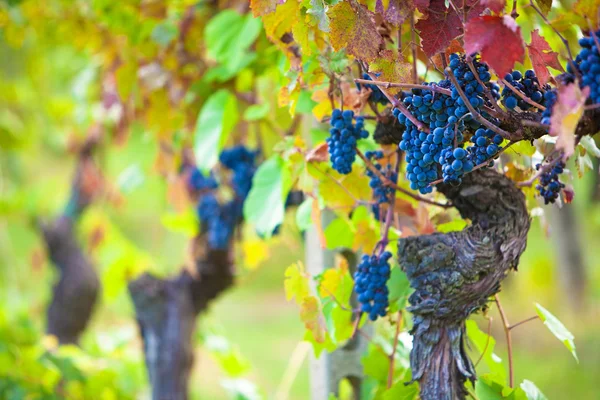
[527,29,565,85]
[375,0,413,26]
[464,15,525,77]
[415,0,463,57]
[481,0,506,12]
[414,0,430,11]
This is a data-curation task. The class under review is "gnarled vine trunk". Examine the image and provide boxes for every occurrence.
[398,168,530,400]
[128,247,234,400]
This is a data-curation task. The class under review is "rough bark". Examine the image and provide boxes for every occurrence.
[397,168,530,400]
[128,247,234,400]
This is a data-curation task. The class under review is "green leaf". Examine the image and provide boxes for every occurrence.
[382,379,418,400]
[520,380,548,400]
[324,217,354,249]
[284,262,310,303]
[244,156,291,237]
[387,267,411,313]
[296,198,314,231]
[476,374,507,400]
[535,303,578,362]
[243,103,271,121]
[194,90,238,172]
[466,320,506,383]
[205,10,262,76]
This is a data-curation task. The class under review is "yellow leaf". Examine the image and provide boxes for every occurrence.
[550,83,589,159]
[318,268,341,298]
[262,0,299,40]
[300,296,327,343]
[292,15,312,56]
[369,49,412,95]
[284,262,310,303]
[242,238,270,270]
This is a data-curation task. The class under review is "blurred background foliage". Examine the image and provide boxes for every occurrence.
[0,0,599,399]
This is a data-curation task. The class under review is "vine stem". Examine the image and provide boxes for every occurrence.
[387,311,403,389]
[446,68,514,139]
[500,78,547,111]
[495,294,514,388]
[354,79,452,96]
[509,315,540,330]
[466,57,504,115]
[474,316,493,367]
[517,150,563,187]
[364,71,431,133]
[356,149,452,208]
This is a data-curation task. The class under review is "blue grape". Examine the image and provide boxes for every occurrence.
[327,109,369,174]
[354,251,392,321]
[536,161,565,204]
[501,69,548,110]
[356,73,389,104]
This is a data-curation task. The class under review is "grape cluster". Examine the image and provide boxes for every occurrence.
[193,145,259,249]
[540,89,557,125]
[354,251,392,321]
[501,69,546,110]
[356,73,389,104]
[536,161,565,204]
[327,109,369,174]
[188,168,218,191]
[575,31,600,104]
[438,146,475,183]
[220,145,258,199]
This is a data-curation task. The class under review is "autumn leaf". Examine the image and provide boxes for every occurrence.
[369,50,412,95]
[482,0,506,12]
[328,0,383,62]
[549,83,589,160]
[534,0,553,15]
[250,0,284,17]
[573,0,599,27]
[375,0,413,26]
[415,0,463,57]
[414,0,431,12]
[306,143,329,163]
[284,262,310,303]
[300,296,327,343]
[464,15,525,77]
[527,29,564,85]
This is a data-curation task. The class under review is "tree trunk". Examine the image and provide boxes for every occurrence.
[398,168,530,400]
[42,215,100,345]
[129,248,234,400]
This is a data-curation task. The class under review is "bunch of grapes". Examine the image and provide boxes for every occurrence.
[327,109,369,174]
[220,145,258,199]
[365,150,397,204]
[354,251,392,321]
[540,89,557,125]
[188,168,218,191]
[438,146,475,183]
[356,73,389,104]
[501,70,546,110]
[536,161,566,204]
[576,31,600,104]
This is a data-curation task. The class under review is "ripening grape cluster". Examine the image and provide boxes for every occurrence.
[393,54,502,189]
[354,251,392,321]
[536,161,566,204]
[356,73,389,104]
[573,31,600,104]
[327,109,369,174]
[189,145,258,249]
[365,150,397,204]
[501,69,546,110]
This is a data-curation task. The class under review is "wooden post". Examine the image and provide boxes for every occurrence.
[305,211,372,400]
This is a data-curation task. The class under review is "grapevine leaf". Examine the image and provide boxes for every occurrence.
[328,0,383,62]
[194,90,238,171]
[466,320,506,382]
[306,0,330,32]
[284,262,310,303]
[475,374,515,399]
[250,0,284,17]
[549,83,589,160]
[369,49,413,95]
[262,0,299,42]
[415,0,463,57]
[573,0,599,27]
[527,29,564,85]
[243,156,292,237]
[300,296,327,343]
[534,0,552,15]
[316,167,371,214]
[296,198,314,231]
[318,261,352,302]
[386,266,411,313]
[242,238,270,270]
[243,103,270,121]
[580,136,600,158]
[382,379,419,400]
[324,217,355,249]
[520,380,548,400]
[414,0,431,11]
[535,303,578,362]
[464,15,525,77]
[375,0,413,26]
[482,0,506,12]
